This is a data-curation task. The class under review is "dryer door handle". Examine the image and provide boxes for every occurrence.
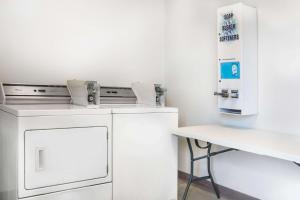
[35,147,45,171]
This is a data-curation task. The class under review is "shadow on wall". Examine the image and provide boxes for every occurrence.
[219,114,258,129]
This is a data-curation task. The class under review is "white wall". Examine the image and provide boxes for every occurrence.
[165,0,300,199]
[0,0,165,86]
[2,0,300,199]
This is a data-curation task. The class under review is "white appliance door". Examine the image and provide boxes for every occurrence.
[113,113,178,200]
[24,126,108,190]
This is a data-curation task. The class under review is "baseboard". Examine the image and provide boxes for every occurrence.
[178,171,259,200]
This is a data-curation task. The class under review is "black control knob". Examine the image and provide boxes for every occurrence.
[88,95,95,102]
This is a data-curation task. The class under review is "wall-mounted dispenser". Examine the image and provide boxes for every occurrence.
[214,3,258,115]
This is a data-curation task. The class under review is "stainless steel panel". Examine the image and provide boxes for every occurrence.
[5,96,71,105]
[100,87,136,98]
[3,84,69,96]
[100,87,137,104]
[100,97,137,104]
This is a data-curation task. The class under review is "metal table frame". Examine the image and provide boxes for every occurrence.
[182,138,300,200]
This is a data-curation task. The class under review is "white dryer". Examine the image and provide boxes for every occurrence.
[110,105,178,200]
[0,84,112,200]
[100,88,178,200]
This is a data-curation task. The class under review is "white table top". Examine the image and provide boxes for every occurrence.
[173,125,300,164]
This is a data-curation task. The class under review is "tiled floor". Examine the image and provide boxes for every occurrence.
[178,179,230,200]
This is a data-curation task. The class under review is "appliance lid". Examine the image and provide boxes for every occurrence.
[100,104,178,114]
[0,104,111,116]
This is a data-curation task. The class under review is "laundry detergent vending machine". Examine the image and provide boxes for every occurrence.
[215,3,258,115]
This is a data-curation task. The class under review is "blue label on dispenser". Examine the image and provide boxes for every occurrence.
[221,62,240,79]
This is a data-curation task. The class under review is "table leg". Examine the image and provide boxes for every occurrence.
[207,143,220,199]
[182,138,221,200]
[182,138,194,200]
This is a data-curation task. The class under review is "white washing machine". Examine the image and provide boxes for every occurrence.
[0,84,112,200]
